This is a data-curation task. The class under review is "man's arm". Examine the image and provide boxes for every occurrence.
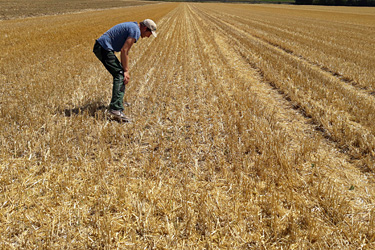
[120,37,135,84]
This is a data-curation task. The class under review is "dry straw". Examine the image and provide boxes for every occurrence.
[0,2,374,249]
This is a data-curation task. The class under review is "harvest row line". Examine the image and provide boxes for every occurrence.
[191,4,375,165]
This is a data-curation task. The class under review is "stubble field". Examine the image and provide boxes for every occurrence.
[1,2,375,249]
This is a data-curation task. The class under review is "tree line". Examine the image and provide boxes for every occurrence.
[150,0,375,5]
[295,0,374,5]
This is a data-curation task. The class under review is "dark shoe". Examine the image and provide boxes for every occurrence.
[108,109,131,123]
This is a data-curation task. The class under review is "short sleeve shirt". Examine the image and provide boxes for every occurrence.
[97,22,140,52]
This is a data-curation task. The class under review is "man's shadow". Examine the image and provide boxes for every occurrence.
[63,100,107,118]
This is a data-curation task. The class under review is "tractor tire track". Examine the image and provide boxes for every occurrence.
[202,6,375,99]
[191,4,375,162]
[190,4,373,169]
[200,5,375,93]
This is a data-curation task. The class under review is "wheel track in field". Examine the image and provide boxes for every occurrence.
[190,4,375,164]
[195,5,375,111]
[234,15,375,97]
[197,6,375,95]
[190,1,375,188]
[197,5,375,99]
[184,3,375,226]
[189,3,370,169]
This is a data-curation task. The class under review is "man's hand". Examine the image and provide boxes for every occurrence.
[124,71,130,85]
[121,37,135,85]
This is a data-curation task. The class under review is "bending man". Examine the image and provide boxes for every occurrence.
[93,19,157,122]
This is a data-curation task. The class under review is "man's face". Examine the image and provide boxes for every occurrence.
[141,27,152,38]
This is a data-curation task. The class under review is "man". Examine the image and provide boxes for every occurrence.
[93,19,157,122]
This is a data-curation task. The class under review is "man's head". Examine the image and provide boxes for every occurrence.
[140,19,157,38]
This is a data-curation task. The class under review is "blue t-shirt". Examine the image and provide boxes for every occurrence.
[97,22,140,52]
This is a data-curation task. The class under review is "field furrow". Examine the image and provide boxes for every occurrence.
[200,4,375,90]
[191,4,375,164]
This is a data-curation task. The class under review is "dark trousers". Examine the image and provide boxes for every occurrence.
[93,41,125,111]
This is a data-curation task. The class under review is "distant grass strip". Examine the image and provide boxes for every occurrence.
[0,0,157,19]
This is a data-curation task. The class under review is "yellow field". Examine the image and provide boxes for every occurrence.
[1,2,375,249]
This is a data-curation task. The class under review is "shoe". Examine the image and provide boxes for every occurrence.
[108,109,131,123]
